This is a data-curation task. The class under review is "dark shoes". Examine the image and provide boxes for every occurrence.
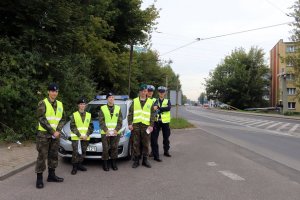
[132,157,140,168]
[36,173,44,189]
[103,160,109,171]
[164,152,171,157]
[149,152,153,157]
[71,164,78,175]
[77,163,87,171]
[154,157,162,162]
[47,169,64,182]
[142,157,152,168]
[111,159,118,171]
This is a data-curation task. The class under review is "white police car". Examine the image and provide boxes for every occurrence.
[58,95,132,159]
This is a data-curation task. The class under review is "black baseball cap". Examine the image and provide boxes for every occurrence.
[106,92,114,99]
[48,83,59,91]
[77,97,87,104]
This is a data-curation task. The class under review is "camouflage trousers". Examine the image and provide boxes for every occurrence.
[102,134,120,160]
[35,133,59,173]
[71,140,89,164]
[132,123,150,157]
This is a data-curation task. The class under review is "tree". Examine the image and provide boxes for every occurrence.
[287,1,300,100]
[205,47,269,109]
[198,92,206,105]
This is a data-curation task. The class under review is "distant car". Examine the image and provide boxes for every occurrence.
[219,103,230,109]
[184,103,189,106]
[58,95,132,160]
[203,104,209,108]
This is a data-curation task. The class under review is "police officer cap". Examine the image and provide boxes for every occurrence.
[48,83,59,91]
[77,97,87,104]
[139,83,148,91]
[158,86,167,93]
[106,92,114,99]
[147,85,155,92]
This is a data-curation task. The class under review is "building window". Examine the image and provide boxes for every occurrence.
[288,102,296,109]
[287,88,296,95]
[285,74,295,81]
[286,46,296,53]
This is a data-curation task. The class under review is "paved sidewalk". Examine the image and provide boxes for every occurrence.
[0,142,36,180]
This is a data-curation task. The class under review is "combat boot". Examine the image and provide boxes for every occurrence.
[103,160,109,171]
[164,151,171,157]
[47,168,64,182]
[132,157,140,168]
[111,159,118,171]
[77,162,87,171]
[36,173,44,189]
[71,164,78,175]
[142,157,151,168]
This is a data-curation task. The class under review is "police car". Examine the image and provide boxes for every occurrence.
[58,95,132,159]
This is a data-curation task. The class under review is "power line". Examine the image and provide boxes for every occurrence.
[161,21,292,56]
[263,0,291,17]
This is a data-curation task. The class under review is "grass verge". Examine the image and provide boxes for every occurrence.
[170,117,195,129]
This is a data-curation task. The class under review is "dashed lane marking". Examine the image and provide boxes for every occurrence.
[206,162,217,166]
[218,170,245,181]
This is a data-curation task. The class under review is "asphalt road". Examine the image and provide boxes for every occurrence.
[1,107,300,200]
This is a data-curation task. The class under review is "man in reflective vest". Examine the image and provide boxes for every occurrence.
[147,84,158,158]
[128,84,155,168]
[70,97,94,175]
[35,83,66,189]
[99,92,123,171]
[151,86,172,161]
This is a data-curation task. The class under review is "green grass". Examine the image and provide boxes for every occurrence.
[170,117,195,129]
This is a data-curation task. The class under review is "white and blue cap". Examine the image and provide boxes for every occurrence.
[158,86,167,93]
[147,85,155,92]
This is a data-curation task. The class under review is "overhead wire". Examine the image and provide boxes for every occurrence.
[161,21,292,56]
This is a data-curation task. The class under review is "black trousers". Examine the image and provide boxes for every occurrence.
[151,121,171,158]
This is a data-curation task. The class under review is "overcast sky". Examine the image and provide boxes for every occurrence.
[142,0,295,101]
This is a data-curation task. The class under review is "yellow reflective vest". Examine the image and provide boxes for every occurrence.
[70,111,91,141]
[100,105,121,134]
[133,97,152,125]
[157,99,171,123]
[38,98,63,132]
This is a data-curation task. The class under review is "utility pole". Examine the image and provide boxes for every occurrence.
[175,74,179,119]
[128,42,133,97]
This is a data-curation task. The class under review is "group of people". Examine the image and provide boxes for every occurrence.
[35,83,172,189]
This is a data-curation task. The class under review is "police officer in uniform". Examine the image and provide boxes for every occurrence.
[99,92,123,171]
[151,86,172,161]
[147,85,158,158]
[35,83,65,189]
[128,84,155,168]
[70,97,94,175]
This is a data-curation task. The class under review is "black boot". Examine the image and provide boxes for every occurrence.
[142,157,152,168]
[111,159,118,171]
[154,157,162,162]
[36,173,44,189]
[132,157,140,168]
[103,160,109,171]
[71,164,78,175]
[164,152,172,157]
[47,168,64,182]
[77,162,87,171]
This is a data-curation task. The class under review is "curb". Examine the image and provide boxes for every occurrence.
[0,160,36,181]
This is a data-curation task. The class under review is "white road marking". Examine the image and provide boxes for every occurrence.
[245,121,268,126]
[206,162,217,166]
[218,170,245,181]
[276,123,290,131]
[255,121,273,127]
[265,122,283,129]
[288,124,299,133]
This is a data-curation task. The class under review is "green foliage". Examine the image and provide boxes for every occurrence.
[205,47,269,109]
[170,117,194,129]
[198,92,206,105]
[0,0,182,141]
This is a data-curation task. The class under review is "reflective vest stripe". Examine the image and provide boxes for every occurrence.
[100,105,121,134]
[38,98,63,131]
[71,111,91,141]
[133,98,152,125]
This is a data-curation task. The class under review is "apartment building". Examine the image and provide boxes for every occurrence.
[270,39,300,112]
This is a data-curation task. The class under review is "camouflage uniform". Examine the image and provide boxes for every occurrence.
[70,111,94,164]
[99,105,123,160]
[128,97,155,157]
[35,97,66,173]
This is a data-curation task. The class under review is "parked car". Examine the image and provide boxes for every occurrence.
[58,95,132,160]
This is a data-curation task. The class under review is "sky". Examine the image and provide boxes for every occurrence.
[142,0,295,101]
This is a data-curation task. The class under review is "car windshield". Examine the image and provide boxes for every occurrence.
[86,103,127,120]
